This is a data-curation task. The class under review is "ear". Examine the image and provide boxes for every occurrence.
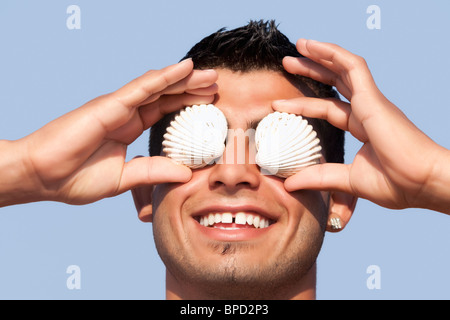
[326,191,358,232]
[131,185,154,223]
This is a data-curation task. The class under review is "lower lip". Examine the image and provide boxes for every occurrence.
[193,219,273,241]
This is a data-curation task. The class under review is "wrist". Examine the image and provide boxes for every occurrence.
[0,139,43,207]
[421,146,450,214]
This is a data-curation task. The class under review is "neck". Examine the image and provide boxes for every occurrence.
[165,263,317,300]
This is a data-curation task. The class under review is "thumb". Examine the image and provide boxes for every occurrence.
[117,156,192,194]
[284,163,353,194]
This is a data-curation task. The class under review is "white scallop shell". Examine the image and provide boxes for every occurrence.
[162,104,228,169]
[255,112,322,178]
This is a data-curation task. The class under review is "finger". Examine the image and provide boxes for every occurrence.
[84,60,197,135]
[137,70,218,107]
[296,39,347,74]
[160,69,218,97]
[117,156,192,194]
[139,93,216,129]
[103,89,216,144]
[284,163,353,195]
[186,83,219,96]
[273,97,351,131]
[111,59,195,109]
[284,56,337,84]
[296,39,378,94]
[283,56,352,100]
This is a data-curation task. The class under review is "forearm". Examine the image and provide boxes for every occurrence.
[0,139,41,207]
[420,146,450,214]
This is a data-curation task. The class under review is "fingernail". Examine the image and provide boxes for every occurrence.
[179,57,193,64]
[298,39,318,49]
[198,69,217,75]
[167,159,192,181]
[272,100,288,111]
[306,39,319,45]
[273,99,287,106]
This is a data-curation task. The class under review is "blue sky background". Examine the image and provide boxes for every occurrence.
[0,0,449,299]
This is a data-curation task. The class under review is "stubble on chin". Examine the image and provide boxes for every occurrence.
[166,240,316,300]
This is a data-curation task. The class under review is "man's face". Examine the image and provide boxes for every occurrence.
[151,69,330,299]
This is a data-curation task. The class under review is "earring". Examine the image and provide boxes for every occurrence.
[330,217,342,230]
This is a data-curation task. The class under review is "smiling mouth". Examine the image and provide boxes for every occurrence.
[194,212,274,230]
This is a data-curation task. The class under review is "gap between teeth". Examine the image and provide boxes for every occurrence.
[198,212,270,229]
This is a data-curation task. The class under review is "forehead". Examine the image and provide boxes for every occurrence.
[213,69,306,129]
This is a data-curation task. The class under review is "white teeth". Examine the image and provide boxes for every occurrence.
[222,213,233,223]
[259,218,265,229]
[253,215,260,229]
[235,212,247,225]
[208,213,215,226]
[197,212,271,229]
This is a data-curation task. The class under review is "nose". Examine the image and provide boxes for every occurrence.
[208,130,261,191]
